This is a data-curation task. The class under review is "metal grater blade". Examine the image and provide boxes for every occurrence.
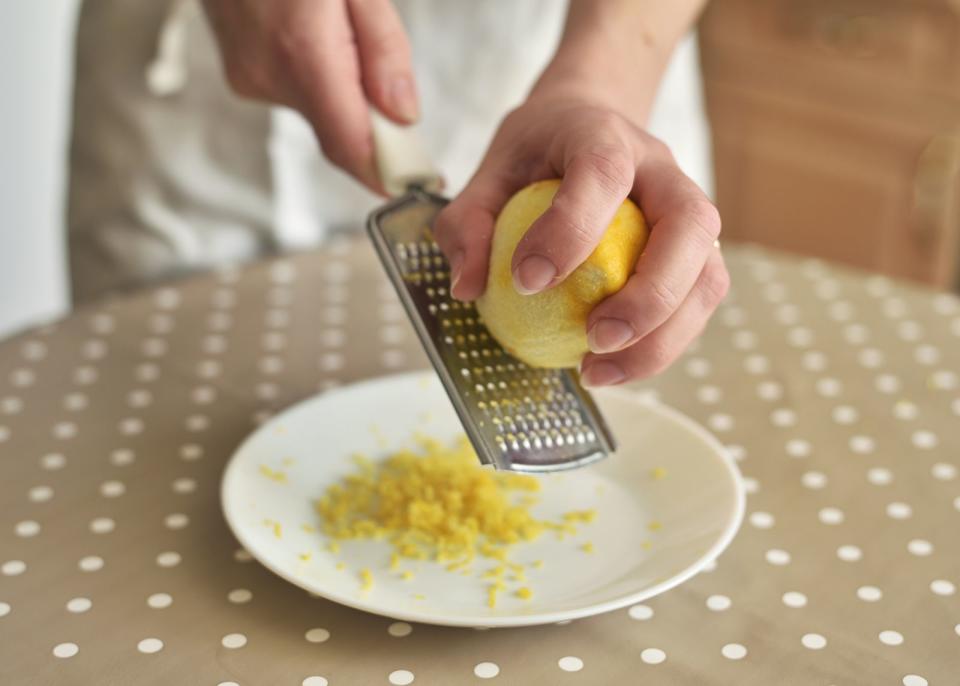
[367,186,617,473]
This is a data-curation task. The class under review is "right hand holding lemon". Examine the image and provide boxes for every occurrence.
[434,97,728,386]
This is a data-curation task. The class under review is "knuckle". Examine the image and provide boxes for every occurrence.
[647,278,685,316]
[699,262,731,306]
[580,147,634,198]
[683,199,722,244]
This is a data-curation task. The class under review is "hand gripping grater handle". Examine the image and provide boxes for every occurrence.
[365,113,617,472]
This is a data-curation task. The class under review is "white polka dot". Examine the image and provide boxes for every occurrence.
[640,648,666,665]
[227,588,252,604]
[765,549,790,565]
[786,439,812,458]
[857,585,882,602]
[2,560,26,576]
[147,593,172,609]
[801,633,826,650]
[843,324,870,344]
[118,417,144,436]
[742,477,760,494]
[770,408,797,427]
[749,512,774,529]
[628,604,653,620]
[931,579,956,596]
[66,597,91,613]
[837,545,862,562]
[0,602,10,617]
[782,591,807,608]
[319,353,344,372]
[221,633,247,649]
[929,369,958,390]
[708,413,733,432]
[156,551,181,568]
[137,638,163,654]
[828,301,853,321]
[41,453,67,471]
[109,449,135,466]
[381,349,407,368]
[879,630,904,646]
[136,363,161,382]
[886,502,912,520]
[388,622,413,637]
[53,421,78,440]
[389,669,415,685]
[233,548,253,563]
[89,517,115,534]
[473,662,500,679]
[755,381,782,401]
[849,435,876,454]
[911,430,938,449]
[220,683,241,686]
[893,401,918,421]
[903,675,928,686]
[11,368,36,387]
[29,485,54,502]
[171,478,196,494]
[818,507,844,525]
[801,471,827,489]
[831,405,859,425]
[305,627,330,643]
[706,595,731,611]
[907,539,933,556]
[100,480,125,497]
[875,374,901,394]
[803,351,828,372]
[955,496,960,512]
[743,354,769,374]
[697,385,722,404]
[732,330,758,351]
[1,396,23,415]
[179,444,203,461]
[302,678,329,686]
[867,467,893,486]
[721,643,747,660]
[63,392,88,412]
[816,377,842,397]
[725,444,746,461]
[78,556,103,572]
[914,344,940,365]
[15,520,40,537]
[953,398,960,417]
[858,348,884,368]
[774,303,800,324]
[164,513,189,529]
[931,462,956,481]
[787,326,814,347]
[53,642,79,658]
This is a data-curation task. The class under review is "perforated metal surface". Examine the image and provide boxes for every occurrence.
[367,188,616,472]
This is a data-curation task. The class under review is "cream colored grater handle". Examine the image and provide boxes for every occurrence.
[370,109,443,197]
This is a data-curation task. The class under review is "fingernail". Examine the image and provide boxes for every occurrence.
[581,361,627,387]
[587,318,636,354]
[513,255,557,295]
[390,76,419,123]
[449,250,464,294]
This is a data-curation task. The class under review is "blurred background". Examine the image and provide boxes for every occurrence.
[1,0,958,339]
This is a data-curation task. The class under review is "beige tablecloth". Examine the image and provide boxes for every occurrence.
[1,239,958,685]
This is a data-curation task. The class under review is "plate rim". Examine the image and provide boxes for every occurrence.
[220,370,746,627]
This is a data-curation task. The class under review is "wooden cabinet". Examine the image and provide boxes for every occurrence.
[699,0,960,288]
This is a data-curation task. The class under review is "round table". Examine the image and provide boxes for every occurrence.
[1,238,958,685]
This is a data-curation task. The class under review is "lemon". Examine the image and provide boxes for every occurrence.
[476,179,648,368]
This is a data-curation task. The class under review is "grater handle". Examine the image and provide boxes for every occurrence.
[370,109,443,198]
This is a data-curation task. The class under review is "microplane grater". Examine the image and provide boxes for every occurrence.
[366,186,617,472]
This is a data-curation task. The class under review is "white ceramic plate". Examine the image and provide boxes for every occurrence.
[221,371,744,627]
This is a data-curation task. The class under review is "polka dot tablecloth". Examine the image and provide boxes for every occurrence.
[1,238,958,685]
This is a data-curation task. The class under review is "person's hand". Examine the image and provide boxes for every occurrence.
[201,0,417,192]
[434,95,727,386]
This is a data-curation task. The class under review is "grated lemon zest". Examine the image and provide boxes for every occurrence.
[259,465,287,483]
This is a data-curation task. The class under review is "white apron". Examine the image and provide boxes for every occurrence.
[68,0,711,303]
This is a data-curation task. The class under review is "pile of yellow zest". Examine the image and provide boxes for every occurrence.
[315,436,599,606]
[316,436,546,567]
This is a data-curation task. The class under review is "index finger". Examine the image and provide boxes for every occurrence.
[584,157,721,353]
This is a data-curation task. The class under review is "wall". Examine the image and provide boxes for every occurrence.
[0,1,80,337]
